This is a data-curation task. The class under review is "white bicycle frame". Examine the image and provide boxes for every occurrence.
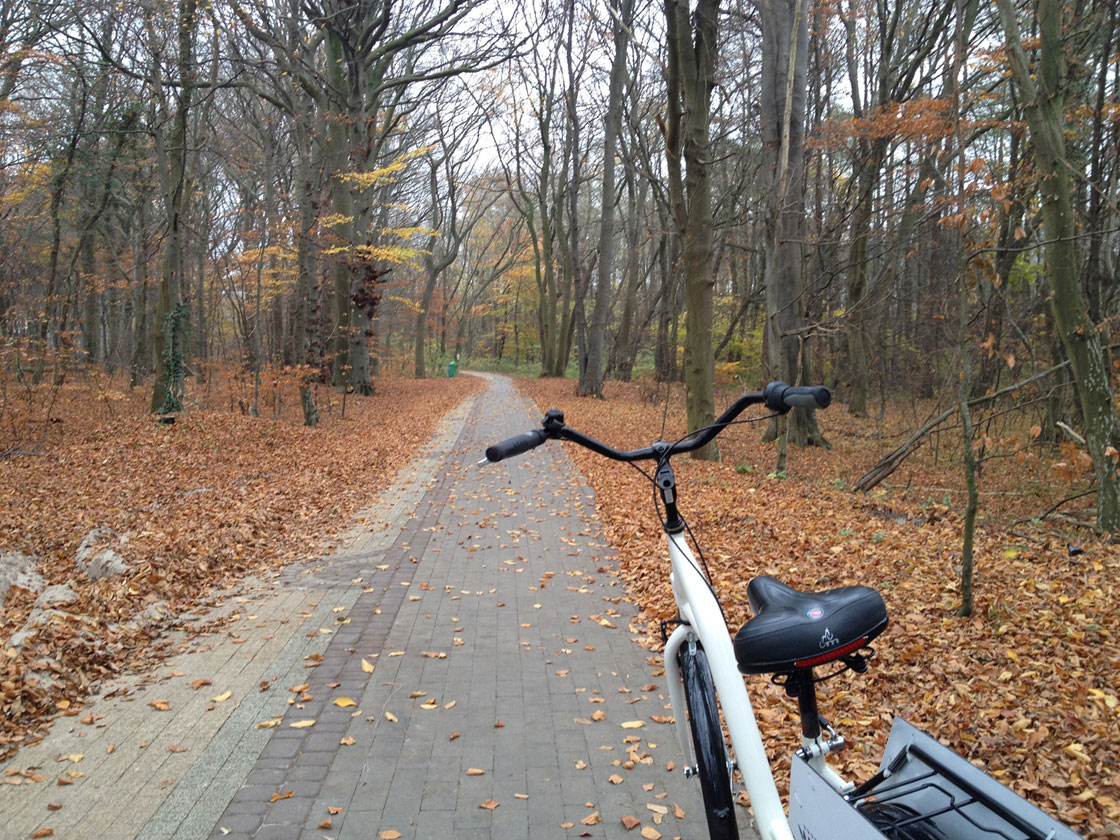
[661,528,863,840]
[661,529,795,840]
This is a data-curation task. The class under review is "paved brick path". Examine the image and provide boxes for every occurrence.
[1,373,761,839]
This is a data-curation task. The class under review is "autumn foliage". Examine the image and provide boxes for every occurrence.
[519,377,1119,839]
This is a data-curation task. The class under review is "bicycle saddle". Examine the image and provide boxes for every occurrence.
[734,576,888,675]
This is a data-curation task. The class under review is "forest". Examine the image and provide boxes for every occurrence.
[1,0,1119,834]
[1,0,1119,524]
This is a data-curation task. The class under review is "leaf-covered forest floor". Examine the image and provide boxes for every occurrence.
[519,377,1119,839]
[0,371,484,763]
[2,370,1115,837]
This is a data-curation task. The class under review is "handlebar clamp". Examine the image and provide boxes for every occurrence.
[543,408,565,436]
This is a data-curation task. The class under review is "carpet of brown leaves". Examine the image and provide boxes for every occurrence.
[0,371,483,760]
[519,377,1120,840]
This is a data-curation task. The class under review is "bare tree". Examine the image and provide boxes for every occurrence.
[579,0,635,397]
[996,0,1120,531]
[664,0,720,459]
[760,0,827,467]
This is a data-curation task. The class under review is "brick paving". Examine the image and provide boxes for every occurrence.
[1,373,760,840]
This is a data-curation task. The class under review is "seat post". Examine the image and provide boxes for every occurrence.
[786,669,821,741]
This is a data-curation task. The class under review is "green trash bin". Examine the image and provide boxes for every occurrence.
[448,360,457,377]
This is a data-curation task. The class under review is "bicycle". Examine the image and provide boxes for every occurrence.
[483,382,1082,840]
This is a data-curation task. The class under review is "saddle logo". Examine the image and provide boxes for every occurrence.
[819,627,839,649]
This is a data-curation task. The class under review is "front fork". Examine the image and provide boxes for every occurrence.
[662,622,700,775]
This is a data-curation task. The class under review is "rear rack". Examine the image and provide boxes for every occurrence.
[789,718,1082,840]
[853,719,1081,840]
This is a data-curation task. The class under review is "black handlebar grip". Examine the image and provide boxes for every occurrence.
[485,429,548,463]
[782,385,831,409]
[763,382,832,413]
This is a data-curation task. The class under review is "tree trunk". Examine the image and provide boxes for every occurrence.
[580,0,633,397]
[665,0,720,459]
[760,0,826,451]
[997,0,1120,531]
[149,0,197,414]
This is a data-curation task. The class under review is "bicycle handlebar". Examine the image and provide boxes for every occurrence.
[483,381,830,465]
[484,429,548,463]
[763,382,831,412]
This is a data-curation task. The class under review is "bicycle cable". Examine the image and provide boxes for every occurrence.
[624,411,780,630]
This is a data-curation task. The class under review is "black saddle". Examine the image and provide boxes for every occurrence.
[734,576,888,675]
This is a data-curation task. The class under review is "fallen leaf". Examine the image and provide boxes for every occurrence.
[270,790,294,803]
[340,737,356,746]
[362,658,376,673]
[608,774,624,785]
[479,799,500,810]
[385,712,398,723]
[333,697,358,707]
[621,721,645,729]
[211,691,232,703]
[621,815,641,830]
[378,830,402,839]
[31,830,54,839]
[289,720,315,729]
[466,768,486,776]
[147,700,171,712]
[318,818,332,829]
[640,827,661,840]
[254,720,281,729]
[673,803,685,818]
[581,811,602,826]
[191,679,212,690]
